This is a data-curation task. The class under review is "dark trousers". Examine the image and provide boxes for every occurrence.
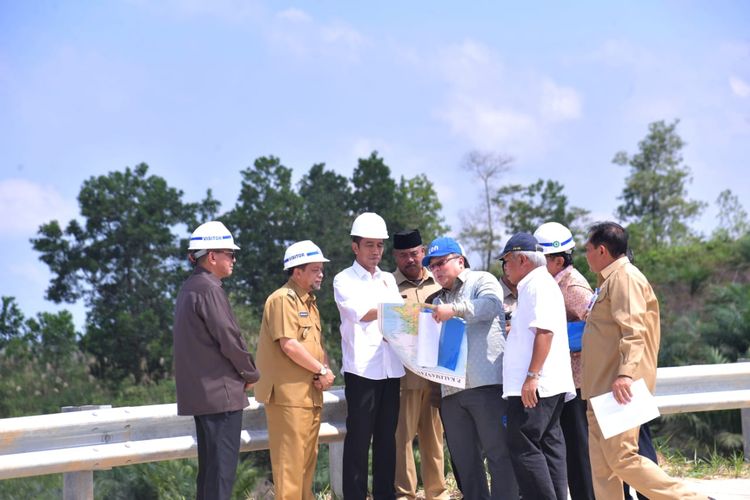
[194,410,243,500]
[440,385,518,500]
[507,393,567,500]
[624,422,658,500]
[343,373,400,500]
[560,389,595,500]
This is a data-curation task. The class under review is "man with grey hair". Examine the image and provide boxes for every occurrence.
[499,233,575,500]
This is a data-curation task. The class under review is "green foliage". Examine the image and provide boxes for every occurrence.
[350,151,398,217]
[392,173,450,244]
[296,163,355,368]
[31,163,201,384]
[699,283,750,361]
[714,189,749,240]
[0,474,62,500]
[226,156,302,311]
[614,119,705,249]
[495,178,590,235]
[653,409,743,458]
[1,296,26,348]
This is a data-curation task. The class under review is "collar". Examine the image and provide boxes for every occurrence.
[517,265,547,291]
[352,259,382,279]
[499,277,516,298]
[598,255,629,285]
[393,266,432,286]
[286,278,314,304]
[553,264,573,284]
[443,268,470,291]
[195,265,222,285]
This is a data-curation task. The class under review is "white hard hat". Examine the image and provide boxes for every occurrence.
[188,221,240,255]
[534,222,575,255]
[350,212,389,239]
[283,240,330,270]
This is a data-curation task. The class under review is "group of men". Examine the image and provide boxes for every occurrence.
[172,215,713,500]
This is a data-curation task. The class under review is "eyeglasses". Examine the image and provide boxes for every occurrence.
[213,250,236,259]
[428,255,460,271]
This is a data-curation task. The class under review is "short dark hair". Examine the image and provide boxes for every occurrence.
[547,251,573,268]
[352,236,362,245]
[587,222,628,258]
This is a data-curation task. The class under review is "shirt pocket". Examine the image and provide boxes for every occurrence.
[297,317,314,342]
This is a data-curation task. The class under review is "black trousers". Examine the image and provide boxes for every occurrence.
[507,393,568,500]
[624,422,659,500]
[440,385,518,500]
[194,410,243,500]
[560,389,595,500]
[343,373,400,500]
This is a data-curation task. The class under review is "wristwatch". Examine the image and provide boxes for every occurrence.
[526,371,541,379]
[318,365,328,376]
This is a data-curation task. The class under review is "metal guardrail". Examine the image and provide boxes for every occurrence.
[1,363,749,499]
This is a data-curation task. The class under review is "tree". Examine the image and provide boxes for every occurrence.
[31,163,199,383]
[614,120,705,248]
[391,174,450,244]
[350,151,398,217]
[297,163,354,366]
[0,296,26,350]
[495,179,589,235]
[714,189,749,240]
[458,150,513,269]
[225,156,303,310]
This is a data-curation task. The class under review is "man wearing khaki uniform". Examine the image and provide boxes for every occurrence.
[392,230,448,500]
[582,222,710,500]
[255,240,336,500]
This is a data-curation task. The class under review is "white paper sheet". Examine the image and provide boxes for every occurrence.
[416,311,440,367]
[589,378,661,439]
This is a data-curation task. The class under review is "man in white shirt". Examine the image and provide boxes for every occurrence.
[333,212,405,500]
[500,232,575,500]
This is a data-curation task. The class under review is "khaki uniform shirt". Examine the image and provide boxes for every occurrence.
[254,279,325,408]
[393,267,442,390]
[581,256,660,400]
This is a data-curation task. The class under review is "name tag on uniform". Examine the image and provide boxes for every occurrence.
[299,311,309,318]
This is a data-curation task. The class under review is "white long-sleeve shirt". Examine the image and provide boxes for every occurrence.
[333,260,405,380]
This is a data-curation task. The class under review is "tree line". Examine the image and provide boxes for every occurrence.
[1,119,748,497]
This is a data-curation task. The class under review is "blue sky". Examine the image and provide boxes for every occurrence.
[1,1,749,328]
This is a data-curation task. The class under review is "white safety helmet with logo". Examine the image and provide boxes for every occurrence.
[188,221,240,259]
[533,222,575,255]
[350,212,389,239]
[283,240,330,270]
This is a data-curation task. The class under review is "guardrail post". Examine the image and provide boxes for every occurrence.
[740,359,750,462]
[61,405,111,500]
[742,407,750,462]
[328,441,344,499]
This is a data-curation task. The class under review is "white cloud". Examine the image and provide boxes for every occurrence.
[539,80,582,121]
[729,76,750,98]
[267,8,367,61]
[276,8,311,23]
[0,179,77,234]
[433,39,582,156]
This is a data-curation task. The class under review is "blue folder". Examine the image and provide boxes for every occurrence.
[437,318,465,370]
[568,321,586,352]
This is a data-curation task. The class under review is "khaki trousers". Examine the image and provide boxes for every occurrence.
[266,403,321,500]
[395,387,448,500]
[586,407,708,500]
